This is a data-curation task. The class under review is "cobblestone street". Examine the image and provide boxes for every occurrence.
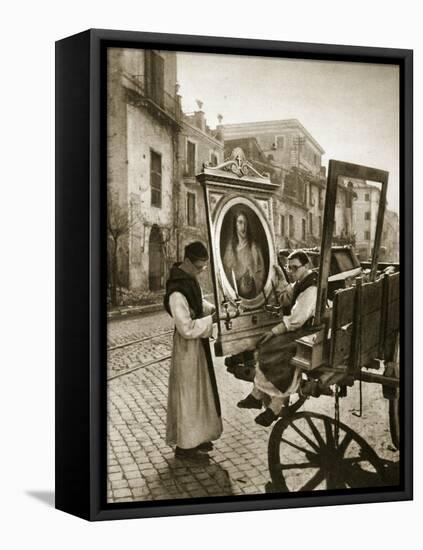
[107,311,399,503]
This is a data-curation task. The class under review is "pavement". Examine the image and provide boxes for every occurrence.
[107,311,400,503]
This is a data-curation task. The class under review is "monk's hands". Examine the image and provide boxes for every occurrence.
[257,331,274,347]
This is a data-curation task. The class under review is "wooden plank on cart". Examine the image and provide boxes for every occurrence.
[332,286,356,328]
[384,272,400,361]
[360,278,384,365]
[330,286,356,368]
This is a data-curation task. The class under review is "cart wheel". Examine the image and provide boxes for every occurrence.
[268,412,387,492]
[387,337,400,450]
[286,394,307,416]
[389,398,400,450]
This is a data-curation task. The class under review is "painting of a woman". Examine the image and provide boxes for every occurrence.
[223,209,265,299]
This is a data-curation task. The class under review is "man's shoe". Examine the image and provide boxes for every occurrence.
[254,408,278,427]
[237,394,262,410]
[175,447,210,463]
[196,441,214,452]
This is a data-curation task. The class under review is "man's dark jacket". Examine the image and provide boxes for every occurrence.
[259,270,318,392]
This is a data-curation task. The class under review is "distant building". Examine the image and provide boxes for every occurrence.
[223,119,330,250]
[223,119,324,176]
[223,119,400,263]
[340,177,399,262]
[350,179,381,259]
[381,209,400,262]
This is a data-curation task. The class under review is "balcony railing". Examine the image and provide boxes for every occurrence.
[124,72,182,123]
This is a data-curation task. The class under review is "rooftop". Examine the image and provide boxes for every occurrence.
[223,119,325,154]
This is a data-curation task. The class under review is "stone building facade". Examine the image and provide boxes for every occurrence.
[350,180,382,260]
[107,48,182,296]
[339,177,399,262]
[382,209,400,262]
[107,48,224,300]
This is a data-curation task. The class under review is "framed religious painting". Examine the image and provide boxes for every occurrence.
[55,29,413,520]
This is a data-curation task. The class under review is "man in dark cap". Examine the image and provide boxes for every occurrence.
[164,241,222,463]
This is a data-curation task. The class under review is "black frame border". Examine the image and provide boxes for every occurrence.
[55,28,413,521]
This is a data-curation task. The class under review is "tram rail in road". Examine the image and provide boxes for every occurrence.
[108,353,172,381]
[107,329,174,352]
[107,327,218,381]
[107,328,174,381]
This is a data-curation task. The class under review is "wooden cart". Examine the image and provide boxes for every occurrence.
[198,156,400,492]
[264,160,400,492]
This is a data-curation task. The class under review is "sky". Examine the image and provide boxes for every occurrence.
[177,52,399,214]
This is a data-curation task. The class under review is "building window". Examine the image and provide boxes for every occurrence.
[289,215,294,238]
[318,216,322,237]
[365,230,371,240]
[145,50,164,108]
[280,215,285,237]
[365,193,370,201]
[187,192,196,226]
[309,213,313,236]
[334,220,337,235]
[276,135,285,149]
[365,211,370,220]
[318,189,324,210]
[210,152,218,166]
[150,150,162,207]
[314,153,319,165]
[302,219,306,241]
[186,140,196,176]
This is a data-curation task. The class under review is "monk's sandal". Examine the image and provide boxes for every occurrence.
[196,442,214,452]
[175,447,210,463]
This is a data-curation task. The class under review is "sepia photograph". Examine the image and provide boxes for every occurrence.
[106,46,400,504]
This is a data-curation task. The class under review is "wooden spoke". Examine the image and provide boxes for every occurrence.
[290,421,320,453]
[279,463,319,471]
[305,416,326,448]
[268,413,386,493]
[301,469,326,491]
[324,417,335,449]
[280,437,317,457]
[337,432,353,456]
